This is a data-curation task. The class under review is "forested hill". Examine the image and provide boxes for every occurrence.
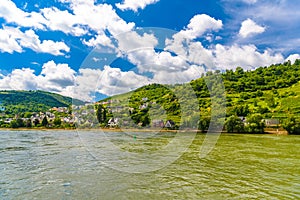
[190,59,300,98]
[0,90,84,114]
[99,59,300,131]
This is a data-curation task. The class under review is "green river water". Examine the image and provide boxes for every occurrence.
[0,130,299,199]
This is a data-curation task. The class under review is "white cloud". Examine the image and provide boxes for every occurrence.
[0,27,23,53]
[0,61,76,97]
[180,14,223,40]
[0,0,135,49]
[116,0,159,12]
[239,18,266,38]
[69,2,134,36]
[242,0,257,4]
[165,32,284,72]
[43,1,135,39]
[247,1,300,23]
[74,66,151,101]
[37,61,76,91]
[113,30,190,75]
[126,49,189,73]
[165,38,215,69]
[41,7,87,36]
[214,44,284,69]
[20,29,70,55]
[83,33,114,48]
[285,54,300,64]
[63,1,135,47]
[0,26,70,55]
[152,65,205,84]
[0,0,46,29]
[185,41,215,69]
[164,14,222,66]
[0,68,38,90]
[116,31,158,53]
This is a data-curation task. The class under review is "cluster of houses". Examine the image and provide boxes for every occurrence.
[152,119,175,128]
[0,107,74,126]
[238,117,280,127]
[106,118,176,129]
[0,97,282,130]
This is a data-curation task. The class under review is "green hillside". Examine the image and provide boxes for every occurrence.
[98,59,300,133]
[0,90,84,114]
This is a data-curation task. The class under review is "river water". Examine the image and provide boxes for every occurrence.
[0,130,299,199]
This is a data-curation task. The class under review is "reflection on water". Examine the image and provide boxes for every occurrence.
[0,130,299,199]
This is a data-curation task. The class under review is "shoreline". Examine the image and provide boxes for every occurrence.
[0,127,289,135]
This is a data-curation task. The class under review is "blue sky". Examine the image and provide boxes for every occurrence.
[0,0,299,101]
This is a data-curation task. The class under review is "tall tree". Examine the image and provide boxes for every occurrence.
[42,116,48,127]
[96,104,107,123]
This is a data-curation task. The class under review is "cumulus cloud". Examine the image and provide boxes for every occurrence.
[0,61,76,96]
[41,7,87,36]
[116,31,158,53]
[0,27,23,53]
[69,2,135,36]
[38,61,76,91]
[43,1,135,42]
[0,68,38,90]
[0,26,70,55]
[0,0,46,29]
[285,54,300,64]
[214,44,284,69]
[114,13,284,85]
[83,33,114,48]
[116,0,159,12]
[74,66,151,101]
[180,14,223,40]
[239,18,266,38]
[152,65,205,84]
[0,0,135,49]
[126,49,189,73]
[165,14,222,63]
[66,1,135,47]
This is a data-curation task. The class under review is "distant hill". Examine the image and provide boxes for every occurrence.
[0,90,84,114]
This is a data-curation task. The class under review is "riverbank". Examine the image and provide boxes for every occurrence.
[0,127,290,134]
[264,128,288,135]
[0,127,184,133]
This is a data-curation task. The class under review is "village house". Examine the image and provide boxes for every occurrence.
[152,119,164,128]
[50,107,68,113]
[139,103,148,110]
[264,119,280,127]
[108,118,119,127]
[164,120,175,129]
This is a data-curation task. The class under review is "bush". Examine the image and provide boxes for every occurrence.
[283,116,300,134]
[245,114,265,133]
[225,115,244,133]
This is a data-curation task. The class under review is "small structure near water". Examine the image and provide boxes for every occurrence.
[264,119,280,127]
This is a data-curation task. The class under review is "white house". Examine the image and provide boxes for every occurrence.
[108,118,119,127]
